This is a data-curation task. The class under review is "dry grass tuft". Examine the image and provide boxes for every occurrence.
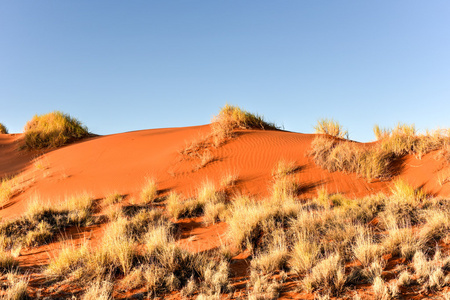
[0,248,18,273]
[0,177,18,207]
[103,192,124,206]
[140,177,158,204]
[0,193,94,248]
[311,124,450,180]
[1,273,29,300]
[373,125,391,141]
[247,270,286,300]
[0,123,8,134]
[23,111,90,149]
[290,232,320,274]
[310,136,392,180]
[81,279,113,300]
[272,159,297,178]
[166,181,226,222]
[220,172,239,188]
[314,118,348,139]
[302,253,346,296]
[352,232,383,268]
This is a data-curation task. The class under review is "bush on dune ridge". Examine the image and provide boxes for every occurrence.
[23,111,90,149]
[212,104,279,131]
[311,121,450,180]
[0,123,8,134]
[314,118,348,139]
[210,104,279,146]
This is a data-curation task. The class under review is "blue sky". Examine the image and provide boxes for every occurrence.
[1,1,449,142]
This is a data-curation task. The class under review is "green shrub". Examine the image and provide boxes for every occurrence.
[23,111,90,149]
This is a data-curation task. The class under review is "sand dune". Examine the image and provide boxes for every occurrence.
[1,123,450,299]
[1,125,449,219]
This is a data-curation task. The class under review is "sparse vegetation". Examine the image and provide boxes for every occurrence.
[0,177,18,207]
[220,172,238,188]
[23,111,90,149]
[140,177,158,203]
[103,192,124,206]
[0,194,94,248]
[311,124,450,180]
[1,273,29,300]
[212,104,279,134]
[272,159,297,178]
[373,124,391,141]
[3,109,450,299]
[314,118,348,139]
[0,123,8,134]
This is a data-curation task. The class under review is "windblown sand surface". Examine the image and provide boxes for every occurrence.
[1,125,450,299]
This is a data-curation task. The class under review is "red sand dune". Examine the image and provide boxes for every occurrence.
[1,125,450,299]
[1,125,449,221]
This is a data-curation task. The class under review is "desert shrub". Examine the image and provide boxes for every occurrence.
[1,273,29,300]
[419,209,450,245]
[272,159,297,178]
[23,111,90,149]
[314,118,348,139]
[140,177,158,203]
[311,124,450,180]
[411,248,450,291]
[250,230,289,274]
[271,175,299,202]
[290,232,320,274]
[220,172,238,188]
[373,125,391,141]
[212,104,278,131]
[0,123,8,134]
[302,253,346,296]
[81,279,113,300]
[167,181,226,221]
[0,177,18,207]
[210,104,278,145]
[103,192,124,206]
[310,136,393,180]
[0,248,18,273]
[247,270,286,300]
[390,178,426,205]
[372,276,398,300]
[352,232,383,268]
[0,194,94,248]
[226,196,298,250]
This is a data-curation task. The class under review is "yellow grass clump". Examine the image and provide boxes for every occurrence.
[0,123,8,134]
[311,124,450,180]
[314,118,348,139]
[23,111,90,149]
[140,177,158,203]
[210,104,279,146]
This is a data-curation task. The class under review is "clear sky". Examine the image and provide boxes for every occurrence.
[1,1,449,142]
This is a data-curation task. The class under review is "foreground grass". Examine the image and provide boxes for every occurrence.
[0,177,19,207]
[45,206,230,298]
[2,177,450,299]
[228,180,450,298]
[0,194,94,248]
[23,111,90,149]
